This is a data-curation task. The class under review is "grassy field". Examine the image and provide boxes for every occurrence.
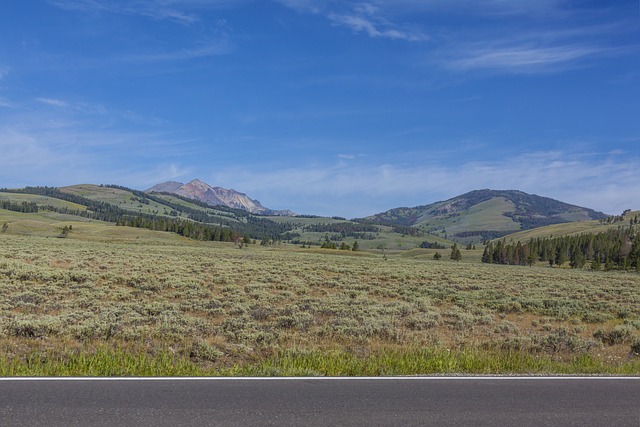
[1,210,639,376]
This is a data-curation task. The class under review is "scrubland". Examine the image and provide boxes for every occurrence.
[0,229,638,376]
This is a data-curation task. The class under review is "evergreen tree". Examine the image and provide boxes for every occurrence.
[569,249,585,269]
[482,244,492,263]
[450,244,462,262]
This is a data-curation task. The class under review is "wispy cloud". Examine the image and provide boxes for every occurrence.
[445,43,605,73]
[47,1,235,64]
[0,66,10,80]
[208,149,640,217]
[0,98,14,108]
[117,40,234,63]
[36,97,68,107]
[365,0,568,17]
[274,0,323,14]
[277,0,427,42]
[327,12,426,41]
[0,118,195,188]
[48,0,199,25]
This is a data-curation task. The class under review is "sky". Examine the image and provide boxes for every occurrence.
[1,0,639,218]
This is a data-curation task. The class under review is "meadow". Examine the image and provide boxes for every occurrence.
[0,216,639,376]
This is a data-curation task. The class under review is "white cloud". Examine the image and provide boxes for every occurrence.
[49,0,258,23]
[274,0,324,14]
[327,13,426,41]
[118,40,234,63]
[49,0,198,25]
[277,0,427,42]
[0,67,9,79]
[36,98,68,107]
[364,0,567,17]
[206,150,640,217]
[0,98,14,108]
[0,95,199,189]
[445,44,605,73]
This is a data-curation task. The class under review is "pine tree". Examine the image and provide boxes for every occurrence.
[450,244,462,262]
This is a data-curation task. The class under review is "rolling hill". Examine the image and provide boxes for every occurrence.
[3,185,624,250]
[359,189,608,244]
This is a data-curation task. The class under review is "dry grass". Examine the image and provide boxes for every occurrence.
[0,221,639,375]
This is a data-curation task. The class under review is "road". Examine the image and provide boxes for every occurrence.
[0,377,638,426]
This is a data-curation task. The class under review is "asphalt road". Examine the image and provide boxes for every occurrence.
[0,377,638,426]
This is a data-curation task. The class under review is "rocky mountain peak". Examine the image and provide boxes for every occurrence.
[146,179,296,216]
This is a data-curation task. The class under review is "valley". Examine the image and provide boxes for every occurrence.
[0,183,638,375]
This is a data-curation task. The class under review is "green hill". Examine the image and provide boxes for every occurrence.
[360,189,607,244]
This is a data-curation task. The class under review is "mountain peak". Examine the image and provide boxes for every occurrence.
[146,179,296,216]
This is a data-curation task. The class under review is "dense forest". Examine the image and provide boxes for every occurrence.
[482,226,640,271]
[0,200,39,213]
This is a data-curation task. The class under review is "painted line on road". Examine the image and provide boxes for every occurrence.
[1,376,639,381]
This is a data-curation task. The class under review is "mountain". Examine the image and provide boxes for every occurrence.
[144,181,183,193]
[359,189,608,243]
[146,179,296,216]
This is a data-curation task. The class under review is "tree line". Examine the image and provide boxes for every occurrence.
[0,200,39,213]
[300,222,379,235]
[482,226,640,271]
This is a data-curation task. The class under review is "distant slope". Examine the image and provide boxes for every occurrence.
[147,179,296,216]
[360,190,607,244]
[501,209,640,242]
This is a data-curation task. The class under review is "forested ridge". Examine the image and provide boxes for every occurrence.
[0,186,288,242]
[482,225,640,271]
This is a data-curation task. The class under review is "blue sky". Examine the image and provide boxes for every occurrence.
[1,0,639,217]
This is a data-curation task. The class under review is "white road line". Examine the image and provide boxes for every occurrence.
[1,376,639,381]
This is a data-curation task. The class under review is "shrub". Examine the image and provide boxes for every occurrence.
[189,341,223,362]
[593,325,634,345]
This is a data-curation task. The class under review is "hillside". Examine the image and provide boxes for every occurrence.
[1,185,292,241]
[360,189,607,244]
[2,185,449,250]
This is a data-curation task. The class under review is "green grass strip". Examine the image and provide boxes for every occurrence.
[233,349,640,376]
[1,347,638,376]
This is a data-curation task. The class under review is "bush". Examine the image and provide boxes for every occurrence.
[189,341,223,362]
[630,337,640,356]
[593,325,634,345]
